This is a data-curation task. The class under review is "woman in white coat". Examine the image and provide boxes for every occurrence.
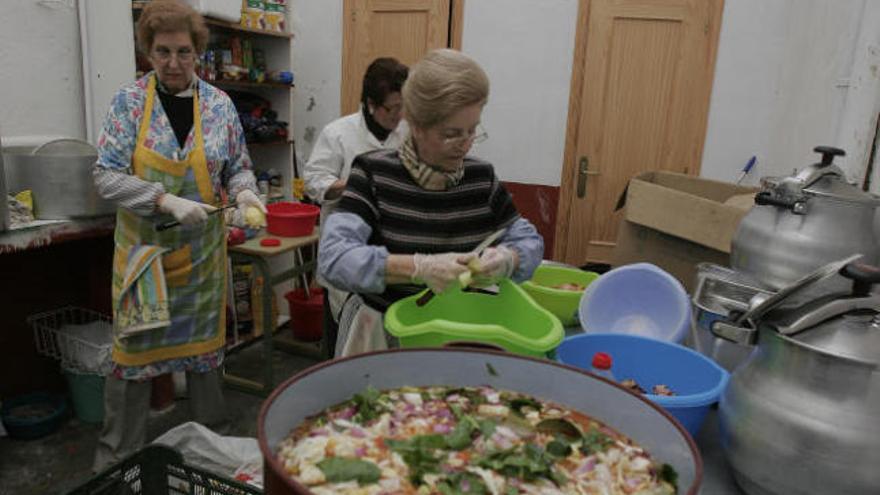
[304,57,409,216]
[304,57,408,355]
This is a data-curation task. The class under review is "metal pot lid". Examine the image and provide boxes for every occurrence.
[785,312,880,364]
[803,174,880,206]
[760,261,880,365]
[734,255,861,327]
[763,146,880,206]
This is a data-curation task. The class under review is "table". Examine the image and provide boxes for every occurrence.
[0,216,115,254]
[0,217,115,396]
[695,408,746,494]
[224,230,321,395]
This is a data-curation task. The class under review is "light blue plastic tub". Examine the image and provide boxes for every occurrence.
[556,333,729,437]
[579,263,691,343]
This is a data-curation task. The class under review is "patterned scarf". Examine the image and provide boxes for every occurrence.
[398,134,464,191]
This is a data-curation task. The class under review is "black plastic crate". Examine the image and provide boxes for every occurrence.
[68,444,262,495]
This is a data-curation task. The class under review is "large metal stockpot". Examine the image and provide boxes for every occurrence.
[2,139,116,219]
[712,259,880,495]
[258,348,703,494]
[730,146,880,290]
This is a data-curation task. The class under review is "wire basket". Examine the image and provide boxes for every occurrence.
[68,444,261,495]
[29,306,113,376]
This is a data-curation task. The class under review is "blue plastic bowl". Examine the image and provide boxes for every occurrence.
[1,392,68,440]
[556,333,729,437]
[579,263,691,343]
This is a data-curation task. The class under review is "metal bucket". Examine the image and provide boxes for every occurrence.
[2,139,116,219]
[691,263,770,371]
[0,135,9,231]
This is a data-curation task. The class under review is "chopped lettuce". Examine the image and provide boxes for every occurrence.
[316,458,381,484]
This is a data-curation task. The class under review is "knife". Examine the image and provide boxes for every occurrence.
[415,227,508,307]
[155,203,236,231]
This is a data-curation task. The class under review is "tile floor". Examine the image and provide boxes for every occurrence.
[0,342,320,495]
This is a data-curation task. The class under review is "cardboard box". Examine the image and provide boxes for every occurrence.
[612,171,757,292]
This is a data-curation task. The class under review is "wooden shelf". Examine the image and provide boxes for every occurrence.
[205,17,292,39]
[132,2,292,39]
[247,139,293,148]
[213,79,293,91]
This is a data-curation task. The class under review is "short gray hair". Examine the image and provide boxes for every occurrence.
[402,49,489,129]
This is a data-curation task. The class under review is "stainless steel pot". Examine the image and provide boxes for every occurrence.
[691,263,770,371]
[730,146,880,290]
[712,259,880,495]
[258,348,703,494]
[0,135,8,231]
[2,139,116,219]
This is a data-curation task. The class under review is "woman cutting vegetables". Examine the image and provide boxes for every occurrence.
[91,0,265,470]
[318,49,543,357]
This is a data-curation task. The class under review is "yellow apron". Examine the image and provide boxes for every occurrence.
[111,75,226,366]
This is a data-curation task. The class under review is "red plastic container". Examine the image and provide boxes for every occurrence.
[266,202,319,237]
[284,287,324,342]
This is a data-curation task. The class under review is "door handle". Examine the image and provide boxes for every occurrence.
[576,156,599,198]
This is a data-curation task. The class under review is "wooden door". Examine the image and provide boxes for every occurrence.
[341,0,462,116]
[555,0,723,265]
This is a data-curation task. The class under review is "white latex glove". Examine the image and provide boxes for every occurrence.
[234,189,268,228]
[470,246,516,287]
[157,193,215,225]
[412,252,477,293]
[235,189,267,213]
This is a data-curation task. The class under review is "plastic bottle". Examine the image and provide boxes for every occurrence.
[591,352,616,382]
[257,171,270,197]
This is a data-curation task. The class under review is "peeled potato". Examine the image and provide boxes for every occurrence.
[458,258,483,288]
[244,206,266,228]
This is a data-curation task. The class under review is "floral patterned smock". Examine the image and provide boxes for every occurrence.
[96,72,257,381]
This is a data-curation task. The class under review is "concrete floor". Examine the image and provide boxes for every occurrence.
[0,341,320,495]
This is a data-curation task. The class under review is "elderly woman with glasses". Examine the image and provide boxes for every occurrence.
[318,49,544,357]
[91,0,264,470]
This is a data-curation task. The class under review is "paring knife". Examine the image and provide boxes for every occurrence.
[415,227,508,307]
[155,203,237,231]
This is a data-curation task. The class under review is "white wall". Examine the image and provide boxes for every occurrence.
[289,0,344,164]
[4,1,878,193]
[79,0,136,144]
[462,0,577,186]
[287,0,578,187]
[701,0,879,188]
[0,0,85,146]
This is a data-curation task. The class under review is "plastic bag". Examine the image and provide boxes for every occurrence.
[152,421,263,488]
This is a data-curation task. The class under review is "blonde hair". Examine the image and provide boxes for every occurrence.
[136,0,209,54]
[402,49,489,129]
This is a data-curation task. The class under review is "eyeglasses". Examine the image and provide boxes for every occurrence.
[151,47,196,63]
[442,125,488,147]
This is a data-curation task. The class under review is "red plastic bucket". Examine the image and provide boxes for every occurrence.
[284,287,324,342]
[266,202,319,237]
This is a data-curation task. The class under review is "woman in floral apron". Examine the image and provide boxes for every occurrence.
[91,0,264,471]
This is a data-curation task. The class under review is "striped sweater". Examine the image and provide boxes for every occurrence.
[335,149,522,309]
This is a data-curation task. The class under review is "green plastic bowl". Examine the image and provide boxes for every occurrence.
[385,279,563,357]
[520,264,599,326]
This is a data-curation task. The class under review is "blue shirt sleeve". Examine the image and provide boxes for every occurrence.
[500,216,544,282]
[318,212,390,293]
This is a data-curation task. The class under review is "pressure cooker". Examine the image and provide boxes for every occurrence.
[730,146,880,290]
[711,257,880,495]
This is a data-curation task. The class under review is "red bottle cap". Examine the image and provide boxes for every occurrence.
[592,352,612,370]
[260,237,281,247]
